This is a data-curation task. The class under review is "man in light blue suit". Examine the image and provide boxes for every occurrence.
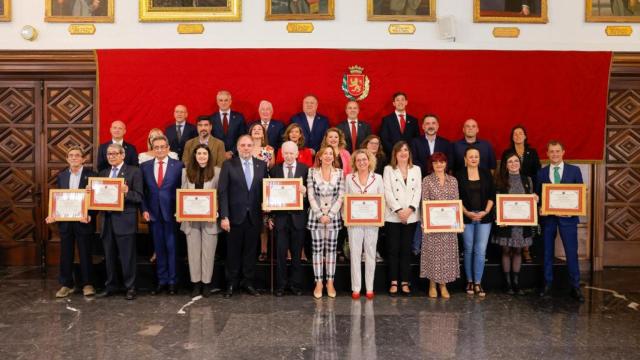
[537,140,584,302]
[141,135,184,295]
[290,94,329,152]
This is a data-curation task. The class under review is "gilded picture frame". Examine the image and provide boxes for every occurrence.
[0,0,11,22]
[140,0,241,22]
[367,0,436,22]
[45,0,114,23]
[473,0,548,23]
[265,0,335,20]
[586,0,640,22]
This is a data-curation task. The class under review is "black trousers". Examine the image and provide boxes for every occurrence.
[59,224,93,288]
[385,221,416,284]
[275,217,304,289]
[102,214,137,291]
[226,215,260,288]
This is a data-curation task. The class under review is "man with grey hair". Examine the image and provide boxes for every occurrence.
[250,100,285,152]
[210,90,246,160]
[267,141,308,296]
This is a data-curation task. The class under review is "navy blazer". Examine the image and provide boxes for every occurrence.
[97,164,143,236]
[250,119,285,151]
[56,166,97,235]
[218,156,268,225]
[290,112,330,152]
[97,140,139,172]
[379,112,420,156]
[411,135,453,176]
[336,120,372,153]
[165,122,198,160]
[210,110,247,154]
[536,163,583,225]
[140,158,184,223]
[270,162,309,230]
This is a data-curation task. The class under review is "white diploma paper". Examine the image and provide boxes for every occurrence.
[548,190,579,210]
[267,184,297,206]
[428,207,458,227]
[502,201,532,220]
[54,193,84,218]
[182,195,211,216]
[350,200,379,220]
[92,183,119,204]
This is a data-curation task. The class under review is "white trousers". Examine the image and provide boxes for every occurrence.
[348,227,379,292]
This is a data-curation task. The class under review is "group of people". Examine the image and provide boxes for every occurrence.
[47,90,585,303]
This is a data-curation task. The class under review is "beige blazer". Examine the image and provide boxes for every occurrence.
[383,164,422,223]
[179,167,221,235]
[182,137,226,168]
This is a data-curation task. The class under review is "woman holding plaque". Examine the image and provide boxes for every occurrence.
[307,146,345,299]
[420,152,460,299]
[276,123,314,168]
[456,147,495,297]
[180,144,221,298]
[345,149,384,300]
[362,135,387,176]
[383,141,422,296]
[492,150,535,295]
[139,128,179,164]
[321,127,352,175]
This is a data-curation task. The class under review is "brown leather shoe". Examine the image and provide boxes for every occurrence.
[82,285,96,297]
[56,286,73,298]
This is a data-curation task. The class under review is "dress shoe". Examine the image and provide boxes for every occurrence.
[428,281,437,298]
[152,284,167,295]
[82,285,95,297]
[313,285,323,299]
[351,292,361,300]
[125,289,136,300]
[275,288,285,297]
[96,289,116,298]
[365,291,375,300]
[439,284,450,299]
[201,283,211,298]
[570,287,585,303]
[56,286,73,298]
[244,286,260,296]
[289,286,303,296]
[191,283,202,298]
[539,284,552,298]
[223,286,234,298]
[168,284,177,295]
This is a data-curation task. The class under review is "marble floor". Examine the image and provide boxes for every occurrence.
[0,267,638,360]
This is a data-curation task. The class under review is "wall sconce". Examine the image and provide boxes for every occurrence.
[20,25,38,41]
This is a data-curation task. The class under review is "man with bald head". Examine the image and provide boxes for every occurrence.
[290,94,329,152]
[165,104,197,160]
[250,100,285,152]
[451,118,496,173]
[97,120,139,171]
[337,101,372,153]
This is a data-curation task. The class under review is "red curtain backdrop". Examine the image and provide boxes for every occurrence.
[96,49,611,161]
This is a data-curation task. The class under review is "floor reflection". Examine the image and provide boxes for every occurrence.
[312,300,338,359]
[348,300,377,359]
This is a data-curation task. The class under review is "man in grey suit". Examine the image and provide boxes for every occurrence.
[336,101,372,154]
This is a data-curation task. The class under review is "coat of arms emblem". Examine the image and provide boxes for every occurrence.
[342,65,370,101]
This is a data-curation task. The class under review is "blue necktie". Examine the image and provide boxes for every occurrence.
[243,160,253,189]
[110,167,118,178]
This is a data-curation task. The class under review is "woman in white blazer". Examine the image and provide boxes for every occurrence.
[383,141,422,296]
[180,144,221,298]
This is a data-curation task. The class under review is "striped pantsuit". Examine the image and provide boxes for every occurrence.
[311,228,339,282]
[348,227,379,293]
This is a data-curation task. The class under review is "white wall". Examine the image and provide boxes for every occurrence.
[1,1,640,50]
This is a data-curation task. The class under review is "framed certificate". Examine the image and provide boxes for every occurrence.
[48,189,89,221]
[422,200,464,233]
[262,178,303,211]
[496,194,538,226]
[343,194,385,227]
[541,184,587,216]
[176,189,217,222]
[88,177,125,211]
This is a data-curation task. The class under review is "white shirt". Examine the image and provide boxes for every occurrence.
[261,120,270,128]
[219,110,230,124]
[347,119,359,135]
[110,164,122,178]
[111,139,123,146]
[154,157,169,183]
[395,111,407,128]
[306,114,315,131]
[283,161,297,178]
[69,168,82,189]
[549,161,565,183]
[240,156,254,181]
[426,135,436,155]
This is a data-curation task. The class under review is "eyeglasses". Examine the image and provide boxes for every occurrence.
[106,152,122,157]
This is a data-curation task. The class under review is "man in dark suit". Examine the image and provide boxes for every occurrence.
[537,140,585,302]
[97,120,139,172]
[250,100,285,152]
[210,90,247,160]
[46,146,97,298]
[218,135,268,297]
[141,135,184,295]
[379,92,419,156]
[267,141,308,296]
[336,101,372,154]
[290,94,329,152]
[165,104,197,160]
[96,143,143,300]
[411,114,452,176]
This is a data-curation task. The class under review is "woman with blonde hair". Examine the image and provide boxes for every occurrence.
[321,127,352,175]
[139,128,178,164]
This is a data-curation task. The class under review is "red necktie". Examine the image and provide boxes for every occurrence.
[157,160,164,187]
[222,113,229,135]
[399,114,406,134]
[350,121,358,153]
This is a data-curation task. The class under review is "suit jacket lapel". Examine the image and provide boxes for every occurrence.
[79,167,90,188]
[235,158,250,192]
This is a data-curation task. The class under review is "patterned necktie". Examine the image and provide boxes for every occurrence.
[287,165,294,179]
[350,121,358,153]
[553,166,561,184]
[243,160,253,189]
[222,113,229,135]
[110,167,118,178]
[177,125,183,142]
[157,160,164,187]
[399,114,406,133]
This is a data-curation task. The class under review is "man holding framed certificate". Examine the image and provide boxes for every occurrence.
[536,141,585,302]
[46,146,97,298]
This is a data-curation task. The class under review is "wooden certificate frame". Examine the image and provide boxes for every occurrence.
[541,183,587,216]
[88,177,125,211]
[48,189,89,221]
[343,194,384,227]
[176,189,217,222]
[422,200,464,233]
[496,194,538,226]
[262,178,303,211]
